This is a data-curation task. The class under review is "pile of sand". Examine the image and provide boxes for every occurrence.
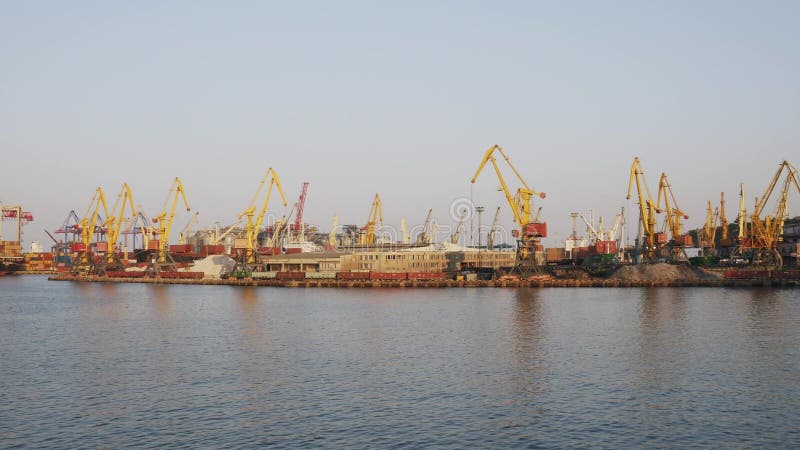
[609,263,720,281]
[190,255,236,279]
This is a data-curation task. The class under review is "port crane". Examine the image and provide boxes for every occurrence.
[719,192,730,248]
[359,193,382,246]
[486,207,501,250]
[471,145,546,273]
[656,172,691,260]
[291,182,309,237]
[626,157,660,261]
[739,160,800,268]
[450,210,468,245]
[178,212,199,245]
[151,177,191,265]
[328,214,338,249]
[701,200,719,256]
[72,187,109,273]
[239,167,287,264]
[415,208,433,245]
[103,183,137,267]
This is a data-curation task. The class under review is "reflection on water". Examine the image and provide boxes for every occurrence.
[1,278,798,448]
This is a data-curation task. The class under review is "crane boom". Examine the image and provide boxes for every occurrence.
[656,172,690,259]
[328,214,338,248]
[104,183,137,264]
[292,182,309,233]
[417,208,433,245]
[151,178,190,263]
[178,212,199,245]
[240,168,288,264]
[626,157,659,260]
[486,206,501,249]
[359,193,383,245]
[471,145,546,272]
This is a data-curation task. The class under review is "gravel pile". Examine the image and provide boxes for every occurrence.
[191,255,236,279]
[609,263,719,281]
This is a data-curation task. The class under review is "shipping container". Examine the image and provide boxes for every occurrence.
[524,222,547,238]
[252,271,278,279]
[147,240,160,250]
[71,243,87,252]
[201,245,225,256]
[673,235,693,246]
[407,272,447,280]
[169,244,193,253]
[95,242,108,252]
[594,241,617,254]
[369,272,408,280]
[336,271,371,280]
[276,271,306,280]
[233,238,249,249]
[284,248,302,254]
[305,271,337,279]
[546,247,566,262]
[655,233,668,244]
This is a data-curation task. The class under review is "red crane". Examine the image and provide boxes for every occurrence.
[291,182,309,233]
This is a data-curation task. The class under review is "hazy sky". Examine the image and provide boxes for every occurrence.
[2,1,799,248]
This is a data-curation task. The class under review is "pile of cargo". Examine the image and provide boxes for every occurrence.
[0,241,22,258]
[23,252,54,271]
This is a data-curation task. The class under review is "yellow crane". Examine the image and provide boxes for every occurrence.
[152,177,191,264]
[416,208,433,245]
[719,192,730,247]
[701,200,719,255]
[741,160,800,268]
[471,145,546,272]
[656,172,691,260]
[210,220,241,245]
[450,209,468,245]
[626,157,660,261]
[73,187,109,272]
[104,183,137,265]
[359,193,382,245]
[239,168,287,264]
[178,212,199,245]
[328,214,338,249]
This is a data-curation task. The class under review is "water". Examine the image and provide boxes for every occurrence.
[1,276,798,448]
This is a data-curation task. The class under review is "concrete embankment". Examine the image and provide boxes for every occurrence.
[47,274,800,288]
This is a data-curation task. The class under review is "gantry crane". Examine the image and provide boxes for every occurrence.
[656,172,691,260]
[151,177,190,264]
[486,207,501,250]
[103,183,137,267]
[739,160,800,268]
[239,168,287,264]
[72,187,109,273]
[471,145,546,273]
[359,193,382,246]
[626,157,660,261]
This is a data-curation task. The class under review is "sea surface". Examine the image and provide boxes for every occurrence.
[1,276,798,448]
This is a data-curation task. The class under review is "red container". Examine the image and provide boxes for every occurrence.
[276,271,306,280]
[147,240,160,250]
[370,272,408,280]
[336,271,371,280]
[655,233,668,244]
[407,272,447,280]
[71,243,87,252]
[595,241,617,254]
[284,248,302,254]
[95,242,109,252]
[170,244,193,253]
[673,235,693,247]
[201,245,225,256]
[258,247,281,255]
[524,222,547,238]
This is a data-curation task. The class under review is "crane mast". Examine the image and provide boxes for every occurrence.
[152,177,190,264]
[240,168,288,264]
[471,145,546,273]
[104,183,137,265]
[486,206,501,250]
[328,214,338,249]
[450,210,468,245]
[719,192,730,247]
[416,208,433,245]
[178,212,199,245]
[291,182,310,236]
[401,217,410,244]
[626,157,659,261]
[656,172,690,260]
[359,193,382,246]
[73,187,109,272]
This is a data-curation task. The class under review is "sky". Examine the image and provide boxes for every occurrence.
[2,1,799,249]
